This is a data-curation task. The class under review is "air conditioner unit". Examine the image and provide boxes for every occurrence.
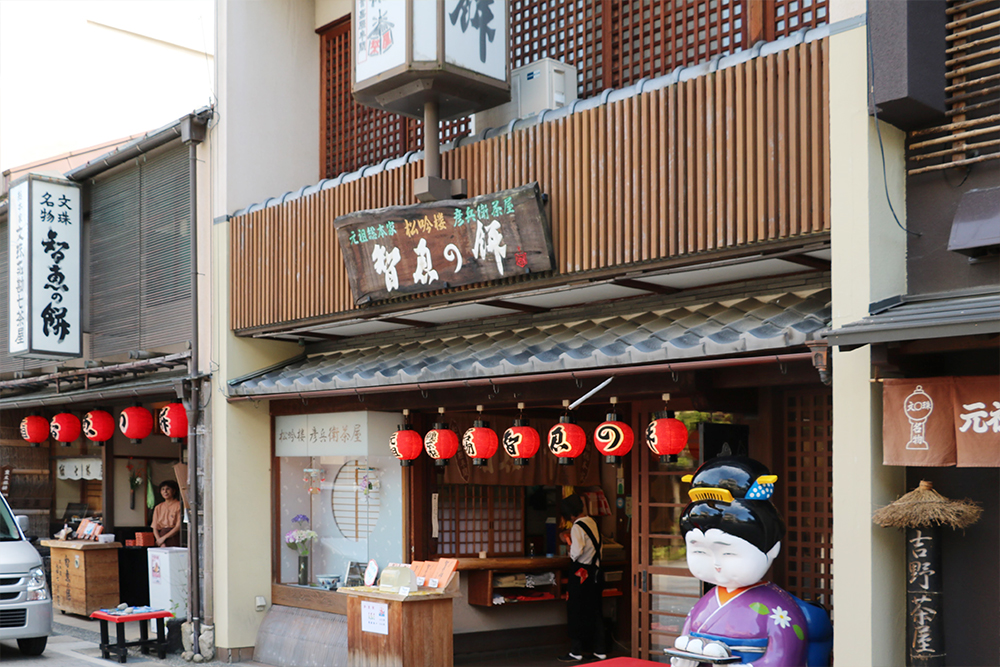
[474,58,578,131]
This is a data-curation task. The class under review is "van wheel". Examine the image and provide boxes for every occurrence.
[17,636,47,655]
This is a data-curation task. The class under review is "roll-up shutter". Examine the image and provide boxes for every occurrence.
[89,144,190,357]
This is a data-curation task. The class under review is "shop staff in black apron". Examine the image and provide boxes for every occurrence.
[558,494,606,662]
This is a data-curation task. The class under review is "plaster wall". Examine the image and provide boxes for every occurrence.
[829,22,907,667]
[316,0,352,29]
[215,0,319,215]
[0,0,214,173]
[210,220,299,649]
[829,0,866,24]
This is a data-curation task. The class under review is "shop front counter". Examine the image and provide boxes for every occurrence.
[41,540,122,616]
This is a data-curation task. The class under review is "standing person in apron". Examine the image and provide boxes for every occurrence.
[558,494,606,662]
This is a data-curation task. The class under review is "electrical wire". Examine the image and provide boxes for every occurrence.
[865,18,921,237]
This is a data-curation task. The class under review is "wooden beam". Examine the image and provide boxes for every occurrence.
[481,299,548,314]
[612,278,681,295]
[780,254,831,270]
[381,317,435,328]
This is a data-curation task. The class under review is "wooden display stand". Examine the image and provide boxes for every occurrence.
[339,576,458,667]
[41,540,122,616]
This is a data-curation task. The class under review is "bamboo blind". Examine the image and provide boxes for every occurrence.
[232,38,830,331]
[907,0,1000,175]
[322,1,829,178]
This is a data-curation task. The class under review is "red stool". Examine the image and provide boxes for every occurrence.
[89,609,173,663]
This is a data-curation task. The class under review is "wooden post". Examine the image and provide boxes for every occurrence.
[744,0,773,49]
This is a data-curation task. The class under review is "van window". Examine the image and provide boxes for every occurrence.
[0,496,21,541]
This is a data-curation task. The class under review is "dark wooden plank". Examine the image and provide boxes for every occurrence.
[272,583,347,616]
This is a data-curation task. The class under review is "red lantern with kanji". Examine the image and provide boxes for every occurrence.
[158,403,188,443]
[594,412,634,465]
[502,419,540,465]
[119,406,154,444]
[646,411,689,463]
[50,413,81,445]
[82,410,115,444]
[424,423,459,466]
[548,416,587,465]
[20,416,49,445]
[390,426,423,466]
[463,420,499,466]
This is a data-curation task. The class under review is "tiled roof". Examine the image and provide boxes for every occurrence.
[231,288,831,397]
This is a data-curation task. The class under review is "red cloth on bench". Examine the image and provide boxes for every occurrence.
[91,610,173,623]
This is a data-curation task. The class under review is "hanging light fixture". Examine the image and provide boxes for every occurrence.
[548,403,587,466]
[502,403,540,466]
[50,413,82,446]
[424,407,459,466]
[390,409,423,467]
[158,403,189,443]
[119,405,154,444]
[462,405,499,466]
[82,410,115,445]
[646,394,689,463]
[594,397,634,465]
[20,415,49,446]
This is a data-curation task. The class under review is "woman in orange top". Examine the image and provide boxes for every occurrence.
[151,480,182,547]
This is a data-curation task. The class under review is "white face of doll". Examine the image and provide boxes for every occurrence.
[685,528,780,591]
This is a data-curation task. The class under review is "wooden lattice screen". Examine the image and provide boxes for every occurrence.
[320,1,828,179]
[779,387,834,610]
[435,484,524,557]
[908,0,1000,175]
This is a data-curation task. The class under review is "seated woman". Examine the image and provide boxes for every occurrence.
[669,456,809,667]
[151,480,182,547]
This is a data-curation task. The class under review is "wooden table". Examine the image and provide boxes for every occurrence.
[41,540,122,616]
[90,609,172,663]
[339,586,458,667]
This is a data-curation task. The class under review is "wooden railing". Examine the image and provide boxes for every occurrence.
[231,38,829,332]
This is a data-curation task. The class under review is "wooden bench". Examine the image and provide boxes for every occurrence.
[89,609,173,663]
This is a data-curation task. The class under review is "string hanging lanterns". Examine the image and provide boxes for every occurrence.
[390,409,423,466]
[646,394,689,463]
[83,410,115,445]
[119,405,154,444]
[424,407,459,467]
[158,403,188,443]
[594,397,634,465]
[462,405,499,466]
[548,403,587,465]
[502,403,540,466]
[51,413,82,445]
[20,416,49,446]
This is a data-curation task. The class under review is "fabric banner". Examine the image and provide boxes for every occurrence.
[953,375,1000,467]
[55,458,103,480]
[883,376,999,467]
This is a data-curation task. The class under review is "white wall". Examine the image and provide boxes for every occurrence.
[214,0,320,215]
[0,0,214,173]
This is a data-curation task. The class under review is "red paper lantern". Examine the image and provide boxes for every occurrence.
[82,410,115,444]
[390,426,423,466]
[594,412,634,464]
[462,420,499,466]
[547,416,587,466]
[502,419,540,465]
[50,413,81,444]
[424,423,459,466]
[646,412,689,463]
[20,416,49,445]
[158,403,188,442]
[119,406,154,444]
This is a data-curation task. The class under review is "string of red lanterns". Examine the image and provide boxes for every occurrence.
[389,410,423,466]
[424,407,459,466]
[593,397,634,465]
[83,410,115,445]
[158,403,188,443]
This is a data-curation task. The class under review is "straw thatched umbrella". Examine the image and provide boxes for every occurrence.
[873,480,982,667]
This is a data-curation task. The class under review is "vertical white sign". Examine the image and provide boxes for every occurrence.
[8,181,29,355]
[8,174,82,359]
[361,600,389,635]
[355,0,408,82]
[444,0,507,81]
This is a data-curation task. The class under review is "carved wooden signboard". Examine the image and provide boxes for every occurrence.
[334,183,554,304]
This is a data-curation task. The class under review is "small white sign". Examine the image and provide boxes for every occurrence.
[355,0,407,83]
[398,586,411,597]
[428,578,439,588]
[361,600,389,635]
[416,576,425,586]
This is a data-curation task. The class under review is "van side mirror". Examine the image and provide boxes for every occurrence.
[15,515,29,534]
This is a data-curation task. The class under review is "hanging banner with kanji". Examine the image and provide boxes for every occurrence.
[334,182,554,304]
[883,376,999,467]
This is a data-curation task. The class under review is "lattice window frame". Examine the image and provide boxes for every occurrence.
[435,484,525,557]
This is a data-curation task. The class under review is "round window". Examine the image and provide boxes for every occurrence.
[331,461,380,542]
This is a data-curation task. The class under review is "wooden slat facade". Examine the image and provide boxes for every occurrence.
[231,38,830,332]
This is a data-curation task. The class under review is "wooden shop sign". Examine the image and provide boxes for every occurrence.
[334,183,554,304]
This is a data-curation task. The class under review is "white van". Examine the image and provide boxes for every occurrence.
[0,492,52,655]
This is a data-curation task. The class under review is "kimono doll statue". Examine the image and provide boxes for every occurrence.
[667,456,831,667]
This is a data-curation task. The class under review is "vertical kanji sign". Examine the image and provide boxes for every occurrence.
[8,174,82,359]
